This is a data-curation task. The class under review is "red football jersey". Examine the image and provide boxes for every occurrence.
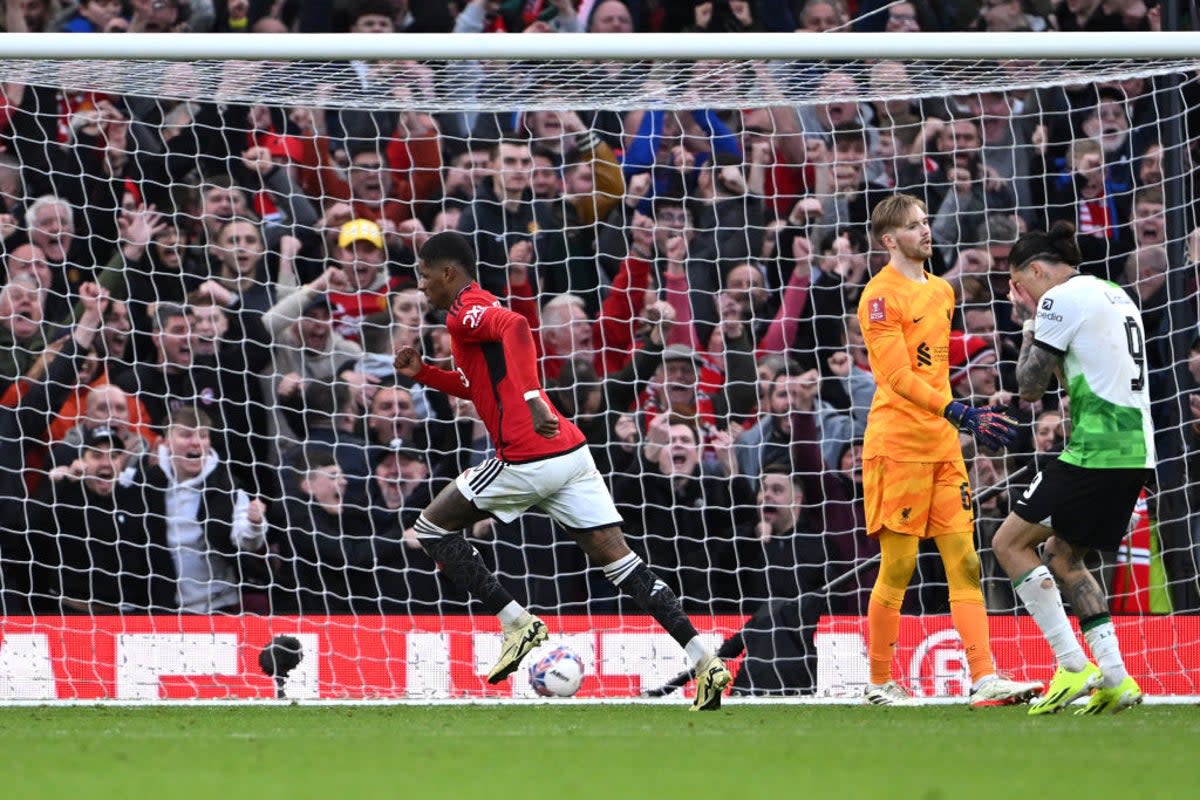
[414,283,585,463]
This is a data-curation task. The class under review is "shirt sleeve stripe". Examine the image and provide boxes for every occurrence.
[1033,338,1066,356]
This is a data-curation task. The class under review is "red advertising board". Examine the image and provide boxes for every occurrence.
[814,615,1200,697]
[0,615,1196,700]
[0,615,744,700]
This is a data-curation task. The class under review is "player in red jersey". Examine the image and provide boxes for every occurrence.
[394,231,731,709]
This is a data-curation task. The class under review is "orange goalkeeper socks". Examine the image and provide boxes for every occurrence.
[950,597,995,684]
[868,596,902,685]
[869,531,917,686]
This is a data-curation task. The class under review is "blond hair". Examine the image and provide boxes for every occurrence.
[869,193,926,245]
[1068,138,1103,168]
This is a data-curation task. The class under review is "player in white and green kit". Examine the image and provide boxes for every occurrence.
[992,221,1152,715]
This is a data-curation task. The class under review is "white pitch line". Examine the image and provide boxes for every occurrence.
[0,695,1197,708]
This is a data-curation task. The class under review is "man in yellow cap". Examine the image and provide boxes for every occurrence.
[329,218,404,344]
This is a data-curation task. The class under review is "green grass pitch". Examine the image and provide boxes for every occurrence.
[4,704,1199,800]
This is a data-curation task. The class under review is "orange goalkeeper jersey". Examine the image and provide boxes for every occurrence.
[858,263,960,463]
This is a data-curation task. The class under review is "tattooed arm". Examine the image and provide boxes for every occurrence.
[1010,282,1065,403]
[1016,328,1064,402]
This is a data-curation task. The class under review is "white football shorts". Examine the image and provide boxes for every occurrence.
[454,444,623,531]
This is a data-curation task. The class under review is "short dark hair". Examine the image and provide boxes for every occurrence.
[831,122,868,152]
[152,302,188,332]
[214,217,262,242]
[651,193,689,221]
[661,415,700,440]
[762,462,805,490]
[351,0,394,22]
[202,174,238,193]
[419,231,478,279]
[293,447,338,474]
[529,143,561,167]
[347,139,389,163]
[488,137,531,159]
[1092,86,1128,109]
[1009,220,1082,271]
[301,381,341,424]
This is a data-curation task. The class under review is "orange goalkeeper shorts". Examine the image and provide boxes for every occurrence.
[863,456,974,538]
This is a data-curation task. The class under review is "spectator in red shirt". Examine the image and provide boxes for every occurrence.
[638,343,721,436]
[292,102,442,229]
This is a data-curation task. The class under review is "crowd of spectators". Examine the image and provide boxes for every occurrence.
[0,0,1194,622]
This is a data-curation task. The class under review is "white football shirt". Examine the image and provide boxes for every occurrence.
[1033,274,1155,469]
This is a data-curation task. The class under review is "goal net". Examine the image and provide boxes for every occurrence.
[0,33,1198,701]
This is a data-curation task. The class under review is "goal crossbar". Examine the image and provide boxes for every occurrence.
[0,32,1198,113]
[0,31,1198,62]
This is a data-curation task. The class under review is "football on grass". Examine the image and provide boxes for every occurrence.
[528,647,584,697]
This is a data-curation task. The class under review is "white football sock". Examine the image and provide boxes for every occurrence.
[1083,616,1128,688]
[601,552,640,586]
[684,636,712,669]
[498,601,529,628]
[1014,566,1089,672]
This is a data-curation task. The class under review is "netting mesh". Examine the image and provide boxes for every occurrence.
[0,56,1198,112]
[0,49,1198,701]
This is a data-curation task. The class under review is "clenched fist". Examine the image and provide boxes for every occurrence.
[394,346,422,377]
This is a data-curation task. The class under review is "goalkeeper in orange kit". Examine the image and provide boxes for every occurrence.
[857,194,1041,707]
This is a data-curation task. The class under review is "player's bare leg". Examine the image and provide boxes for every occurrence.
[1042,535,1140,711]
[413,482,546,684]
[570,525,731,710]
[994,517,1106,713]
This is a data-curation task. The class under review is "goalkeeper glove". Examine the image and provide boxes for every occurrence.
[944,401,1019,451]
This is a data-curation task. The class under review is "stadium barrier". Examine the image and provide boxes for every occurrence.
[1,614,1196,700]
